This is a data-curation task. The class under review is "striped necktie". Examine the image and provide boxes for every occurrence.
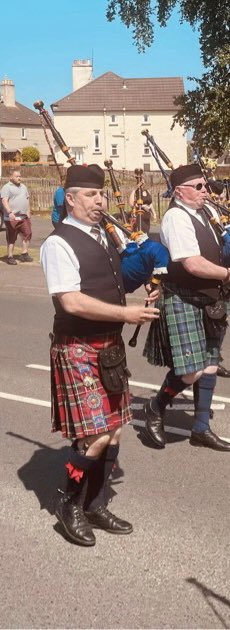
[90,225,108,251]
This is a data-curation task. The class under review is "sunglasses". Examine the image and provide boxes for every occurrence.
[180,182,207,191]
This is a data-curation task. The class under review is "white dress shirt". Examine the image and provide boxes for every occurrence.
[40,214,127,295]
[160,199,219,261]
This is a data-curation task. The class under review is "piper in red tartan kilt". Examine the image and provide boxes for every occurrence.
[41,162,160,547]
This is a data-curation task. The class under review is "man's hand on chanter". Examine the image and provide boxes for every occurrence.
[123,304,160,325]
[145,284,161,303]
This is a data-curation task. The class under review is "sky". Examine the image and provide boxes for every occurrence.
[0,0,204,111]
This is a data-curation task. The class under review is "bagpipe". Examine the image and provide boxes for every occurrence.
[141,129,230,268]
[138,135,230,365]
[129,168,153,233]
[141,129,173,197]
[194,152,230,267]
[34,101,170,298]
[103,159,169,293]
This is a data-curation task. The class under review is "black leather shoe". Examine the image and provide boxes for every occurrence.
[190,430,230,451]
[7,256,17,265]
[144,400,165,448]
[55,495,96,546]
[217,364,230,378]
[85,506,133,534]
[18,253,33,262]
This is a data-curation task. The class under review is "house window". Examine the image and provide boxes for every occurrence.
[143,142,150,155]
[21,128,27,139]
[111,144,118,156]
[94,130,100,152]
[110,114,117,124]
[71,147,83,163]
[143,163,151,172]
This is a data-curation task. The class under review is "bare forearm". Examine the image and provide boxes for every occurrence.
[58,291,124,321]
[2,198,13,215]
[182,256,228,281]
[57,291,160,325]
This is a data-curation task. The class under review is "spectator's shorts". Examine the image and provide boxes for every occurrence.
[5,216,32,245]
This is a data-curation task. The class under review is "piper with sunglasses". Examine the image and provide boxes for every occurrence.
[180,182,208,191]
[144,163,230,452]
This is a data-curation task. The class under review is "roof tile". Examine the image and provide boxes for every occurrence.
[0,101,41,125]
[52,72,184,113]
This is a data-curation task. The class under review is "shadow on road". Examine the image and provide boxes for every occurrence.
[186,577,230,629]
[7,431,124,517]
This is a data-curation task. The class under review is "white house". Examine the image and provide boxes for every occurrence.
[0,78,53,162]
[51,60,187,172]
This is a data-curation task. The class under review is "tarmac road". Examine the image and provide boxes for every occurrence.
[0,217,230,629]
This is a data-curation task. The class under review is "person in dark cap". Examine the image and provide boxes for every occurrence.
[128,187,157,233]
[206,179,230,377]
[40,163,159,546]
[143,163,230,451]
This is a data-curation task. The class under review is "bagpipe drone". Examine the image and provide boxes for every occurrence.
[193,151,230,268]
[142,129,230,268]
[34,100,170,298]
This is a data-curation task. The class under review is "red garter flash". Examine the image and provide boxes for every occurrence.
[164,386,177,397]
[65,462,84,483]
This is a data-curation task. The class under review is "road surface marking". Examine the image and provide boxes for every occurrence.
[129,380,230,404]
[26,364,50,371]
[131,420,191,436]
[0,392,51,407]
[0,392,230,442]
[131,403,225,411]
[131,419,230,442]
[1,390,229,441]
[26,365,230,405]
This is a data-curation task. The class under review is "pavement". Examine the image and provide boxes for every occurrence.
[0,216,151,301]
[1,216,230,629]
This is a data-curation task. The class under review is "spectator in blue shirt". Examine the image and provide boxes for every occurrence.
[51,187,65,227]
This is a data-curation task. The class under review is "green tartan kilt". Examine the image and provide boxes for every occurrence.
[144,287,222,376]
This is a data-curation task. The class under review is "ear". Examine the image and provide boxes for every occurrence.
[65,191,75,208]
[174,185,182,198]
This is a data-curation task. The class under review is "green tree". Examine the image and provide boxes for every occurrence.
[172,46,230,156]
[106,0,229,65]
[106,2,230,156]
[21,147,40,162]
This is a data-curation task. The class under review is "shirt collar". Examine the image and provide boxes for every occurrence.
[63,213,105,235]
[174,197,202,217]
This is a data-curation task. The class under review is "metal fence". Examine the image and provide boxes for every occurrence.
[0,176,169,220]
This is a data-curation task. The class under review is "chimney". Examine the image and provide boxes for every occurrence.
[72,59,93,92]
[0,78,16,107]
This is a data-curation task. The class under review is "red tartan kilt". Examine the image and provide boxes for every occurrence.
[50,332,132,439]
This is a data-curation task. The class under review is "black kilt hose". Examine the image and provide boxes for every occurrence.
[144,286,223,376]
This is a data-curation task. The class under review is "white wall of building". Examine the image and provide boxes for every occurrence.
[53,111,187,171]
[72,60,93,91]
[1,125,54,160]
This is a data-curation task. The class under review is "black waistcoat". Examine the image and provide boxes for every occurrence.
[166,204,222,300]
[51,223,126,337]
